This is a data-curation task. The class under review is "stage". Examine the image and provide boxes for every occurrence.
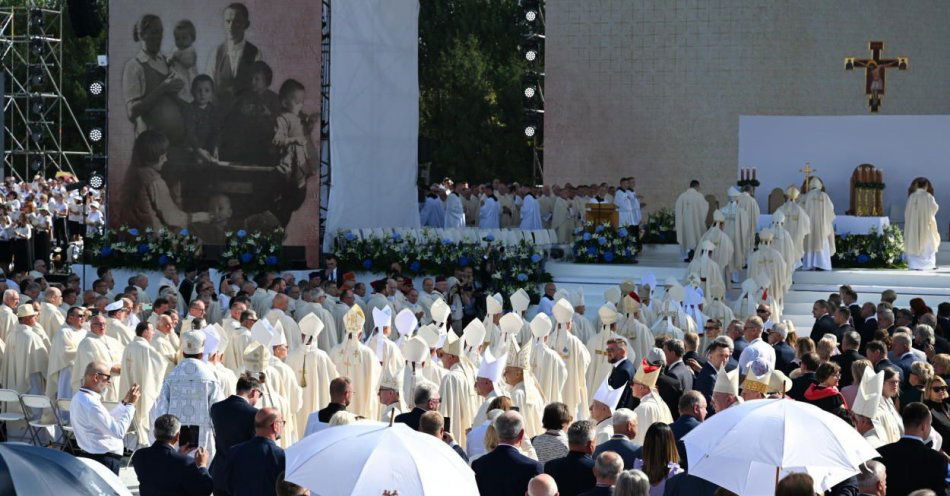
[554,243,950,333]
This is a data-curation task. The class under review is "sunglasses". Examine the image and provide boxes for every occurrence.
[96,372,112,382]
[934,386,948,392]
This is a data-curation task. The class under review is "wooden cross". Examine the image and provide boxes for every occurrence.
[845,41,908,112]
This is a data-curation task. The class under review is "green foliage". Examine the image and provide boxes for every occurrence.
[572,222,639,264]
[86,225,203,270]
[419,0,534,184]
[642,208,677,244]
[833,224,907,268]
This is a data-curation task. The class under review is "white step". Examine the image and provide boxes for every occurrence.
[792,268,950,289]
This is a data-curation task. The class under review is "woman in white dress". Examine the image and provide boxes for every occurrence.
[904,177,940,271]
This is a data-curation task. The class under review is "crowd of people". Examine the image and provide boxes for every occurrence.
[1,248,948,495]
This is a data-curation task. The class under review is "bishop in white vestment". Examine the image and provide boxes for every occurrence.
[438,332,477,447]
[585,303,620,397]
[72,316,124,402]
[120,325,169,446]
[801,177,836,271]
[904,180,940,271]
[675,181,710,260]
[287,314,339,435]
[528,313,568,405]
[329,305,382,420]
[551,299,592,420]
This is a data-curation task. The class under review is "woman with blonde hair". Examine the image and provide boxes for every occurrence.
[903,361,935,404]
[789,337,815,379]
[633,423,683,496]
[924,376,950,454]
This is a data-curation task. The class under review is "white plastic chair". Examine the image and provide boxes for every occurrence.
[56,398,77,452]
[0,389,27,442]
[20,394,65,449]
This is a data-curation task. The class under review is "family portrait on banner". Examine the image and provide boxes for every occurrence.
[107,0,321,257]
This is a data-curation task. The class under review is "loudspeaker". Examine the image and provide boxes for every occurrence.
[66,0,103,38]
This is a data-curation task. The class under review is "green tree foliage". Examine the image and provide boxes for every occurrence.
[419,0,534,185]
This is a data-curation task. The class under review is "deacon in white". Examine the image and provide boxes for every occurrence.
[45,307,86,403]
[801,177,836,271]
[1,304,49,395]
[120,321,169,447]
[551,299,592,420]
[38,287,65,338]
[618,295,653,367]
[570,289,595,345]
[266,325,303,445]
[519,187,543,230]
[472,347,505,426]
[586,303,621,396]
[747,229,789,312]
[688,240,725,299]
[0,289,20,342]
[443,181,466,228]
[904,178,941,271]
[528,313,568,405]
[768,211,799,276]
[851,367,887,448]
[590,376,626,446]
[503,342,545,438]
[438,331,476,447]
[697,210,735,282]
[149,331,225,457]
[712,363,743,413]
[630,358,673,445]
[775,186,811,264]
[72,313,124,402]
[287,313,339,436]
[675,180,710,261]
[105,301,135,347]
[479,188,501,229]
[329,305,381,420]
[266,294,302,352]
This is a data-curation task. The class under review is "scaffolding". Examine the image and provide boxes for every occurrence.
[0,5,91,180]
[318,0,331,242]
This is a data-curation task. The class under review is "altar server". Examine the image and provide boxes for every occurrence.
[479,185,501,228]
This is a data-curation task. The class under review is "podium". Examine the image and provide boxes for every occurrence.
[585,203,618,228]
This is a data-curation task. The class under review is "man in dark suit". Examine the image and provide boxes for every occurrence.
[209,376,260,495]
[829,307,855,343]
[592,410,641,469]
[419,410,468,462]
[858,302,878,347]
[663,339,693,392]
[654,358,684,420]
[132,414,214,496]
[768,324,796,375]
[788,352,819,401]
[831,331,863,388]
[891,333,920,383]
[472,411,543,496]
[937,302,950,337]
[394,382,440,431]
[670,391,705,470]
[606,338,637,410]
[577,452,623,496]
[877,402,948,495]
[221,408,286,496]
[866,340,903,382]
[694,338,735,417]
[321,255,344,286]
[317,377,353,423]
[810,300,837,342]
[544,420,597,496]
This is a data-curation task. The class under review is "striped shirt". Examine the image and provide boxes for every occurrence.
[531,429,569,464]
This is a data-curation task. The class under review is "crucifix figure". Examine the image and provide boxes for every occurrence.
[845,41,908,112]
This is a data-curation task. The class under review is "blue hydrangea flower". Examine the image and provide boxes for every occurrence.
[137,243,149,254]
[486,234,495,242]
[530,253,542,263]
[343,231,355,241]
[517,273,528,282]
[595,225,605,233]
[442,238,452,246]
[392,232,402,242]
[158,255,169,266]
[618,228,628,238]
[100,246,112,256]
[856,254,870,264]
[409,260,421,272]
[603,251,615,262]
[240,252,253,263]
[237,229,248,238]
[128,228,140,236]
[623,249,632,257]
[597,237,607,246]
[587,246,597,256]
[265,255,278,266]
[362,259,373,269]
[582,232,592,241]
[458,256,470,267]
[179,228,190,236]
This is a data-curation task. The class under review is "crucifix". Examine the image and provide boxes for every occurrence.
[844,41,908,112]
[800,162,816,193]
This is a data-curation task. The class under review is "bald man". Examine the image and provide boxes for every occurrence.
[527,474,560,496]
[223,407,287,496]
[267,294,302,351]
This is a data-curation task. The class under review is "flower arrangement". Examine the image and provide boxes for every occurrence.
[641,208,677,244]
[571,222,639,264]
[833,224,906,268]
[86,225,203,269]
[219,228,286,271]
[332,230,551,297]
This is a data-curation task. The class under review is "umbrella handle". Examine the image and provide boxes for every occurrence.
[389,406,396,427]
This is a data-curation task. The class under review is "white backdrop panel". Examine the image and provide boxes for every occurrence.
[738,115,950,239]
[324,0,421,251]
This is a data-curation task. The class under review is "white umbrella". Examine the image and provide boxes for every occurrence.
[683,399,878,496]
[285,421,478,496]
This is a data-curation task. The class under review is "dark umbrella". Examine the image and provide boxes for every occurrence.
[0,443,129,495]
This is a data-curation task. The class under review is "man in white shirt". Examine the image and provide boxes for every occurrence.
[70,361,140,474]
[737,316,776,376]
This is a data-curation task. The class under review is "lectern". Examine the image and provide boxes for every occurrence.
[585,203,618,228]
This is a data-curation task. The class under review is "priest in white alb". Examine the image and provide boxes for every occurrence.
[519,187,543,230]
[38,287,65,340]
[267,325,303,445]
[0,290,20,342]
[266,294,302,352]
[904,177,940,271]
[443,180,466,228]
[551,189,575,244]
[479,186,501,228]
[551,299,592,420]
[45,306,86,405]
[775,186,811,264]
[768,210,799,276]
[698,210,735,282]
[585,303,621,400]
[688,240,725,298]
[722,187,756,282]
[105,301,135,346]
[630,358,674,445]
[438,331,476,447]
[120,321,169,447]
[72,313,123,402]
[528,313,568,405]
[329,304,381,420]
[675,180,710,262]
[287,313,339,435]
[570,290,595,345]
[747,229,789,315]
[801,176,836,271]
[1,304,49,395]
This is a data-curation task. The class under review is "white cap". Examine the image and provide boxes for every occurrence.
[462,319,487,349]
[182,330,205,355]
[499,313,523,336]
[667,284,685,303]
[727,186,740,198]
[852,367,885,418]
[394,308,418,337]
[418,324,441,349]
[604,287,621,305]
[403,336,429,363]
[201,326,221,356]
[299,313,325,338]
[510,289,530,313]
[570,289,585,308]
[477,347,505,383]
[243,342,270,373]
[486,294,503,315]
[552,298,575,323]
[379,363,403,392]
[531,313,553,339]
[104,300,123,312]
[592,376,625,413]
[372,306,392,330]
[430,298,450,324]
[270,324,287,347]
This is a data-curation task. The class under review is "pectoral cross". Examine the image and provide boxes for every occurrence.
[845,41,908,112]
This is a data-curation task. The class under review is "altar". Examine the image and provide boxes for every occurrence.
[757,214,890,235]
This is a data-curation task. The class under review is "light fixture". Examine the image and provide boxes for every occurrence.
[525,10,537,22]
[524,87,535,98]
[89,81,104,95]
[89,171,105,190]
[30,37,46,56]
[88,127,103,142]
[29,66,45,87]
[524,125,536,137]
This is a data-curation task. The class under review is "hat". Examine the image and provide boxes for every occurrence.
[742,369,771,395]
[485,294,503,315]
[640,274,657,291]
[510,289,530,313]
[418,324,441,349]
[771,210,786,224]
[201,326,221,357]
[552,298,574,324]
[16,304,36,318]
[570,289,585,308]
[243,342,271,373]
[622,294,641,314]
[785,186,800,200]
[477,347,505,383]
[619,280,636,295]
[852,367,885,418]
[713,209,725,222]
[701,240,716,252]
[299,313,325,338]
[508,342,530,370]
[269,325,287,347]
[758,229,774,243]
[499,313,524,335]
[646,347,666,365]
[768,370,792,394]
[343,305,366,336]
[372,306,393,330]
[379,363,403,392]
[633,358,661,389]
[740,278,758,295]
[442,332,463,357]
[531,313,553,339]
[667,284,685,303]
[182,330,206,355]
[604,287,621,306]
[403,336,430,363]
[394,308,417,337]
[727,186,740,198]
[809,176,823,190]
[251,319,277,347]
[598,303,619,326]
[430,298,450,325]
[462,319,487,349]
[684,286,703,307]
[104,300,124,313]
[592,376,625,412]
[713,364,740,396]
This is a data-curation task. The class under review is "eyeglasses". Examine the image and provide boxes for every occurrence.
[934,386,948,392]
[756,309,768,314]
[96,372,112,382]
[703,326,718,331]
